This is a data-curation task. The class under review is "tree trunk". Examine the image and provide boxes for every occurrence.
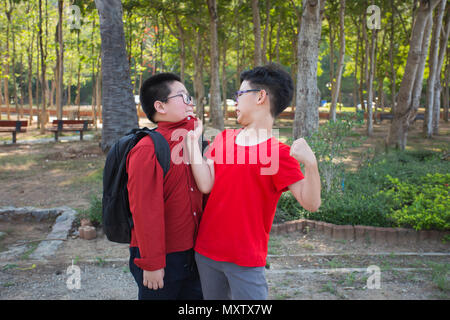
[75,30,81,120]
[38,0,47,134]
[193,31,205,122]
[444,56,449,122]
[96,60,102,129]
[50,77,55,109]
[67,61,72,108]
[275,12,281,64]
[389,0,397,114]
[3,1,13,120]
[424,0,445,137]
[207,0,224,130]
[252,0,263,67]
[387,0,440,150]
[432,3,450,133]
[358,16,366,113]
[362,3,369,110]
[293,0,326,139]
[366,26,378,137]
[27,50,33,124]
[352,15,360,111]
[95,0,138,151]
[262,0,270,64]
[56,0,64,120]
[35,33,40,128]
[221,42,228,120]
[11,24,20,120]
[175,16,186,85]
[330,0,345,122]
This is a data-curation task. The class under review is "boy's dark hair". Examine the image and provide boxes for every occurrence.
[240,64,293,118]
[140,73,181,123]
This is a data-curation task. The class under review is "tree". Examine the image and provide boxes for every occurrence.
[366,2,378,137]
[38,0,48,134]
[95,0,138,152]
[387,0,441,150]
[3,0,13,120]
[431,2,449,134]
[329,0,345,122]
[424,0,446,138]
[251,0,262,66]
[293,0,326,139]
[206,0,224,130]
[55,0,64,120]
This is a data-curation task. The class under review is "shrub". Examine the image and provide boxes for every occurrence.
[304,115,364,193]
[276,148,450,230]
[379,173,450,231]
[77,194,102,226]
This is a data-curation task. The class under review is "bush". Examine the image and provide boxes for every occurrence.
[304,115,364,193]
[77,194,102,226]
[380,173,450,231]
[276,149,450,230]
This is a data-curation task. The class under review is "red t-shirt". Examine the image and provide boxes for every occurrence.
[126,117,203,271]
[194,129,304,267]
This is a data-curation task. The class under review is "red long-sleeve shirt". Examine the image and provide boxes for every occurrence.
[126,117,203,271]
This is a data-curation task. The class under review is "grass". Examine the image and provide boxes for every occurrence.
[427,262,450,293]
[268,236,283,255]
[20,242,39,260]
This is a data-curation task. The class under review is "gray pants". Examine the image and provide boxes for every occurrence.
[195,252,268,300]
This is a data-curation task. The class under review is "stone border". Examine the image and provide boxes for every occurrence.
[270,219,450,245]
[0,206,77,261]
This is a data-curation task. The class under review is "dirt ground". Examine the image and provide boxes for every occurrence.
[1,226,449,300]
[0,119,449,300]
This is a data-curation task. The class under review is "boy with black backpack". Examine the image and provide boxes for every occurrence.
[124,73,203,300]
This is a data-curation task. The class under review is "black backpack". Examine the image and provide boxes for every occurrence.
[102,127,171,243]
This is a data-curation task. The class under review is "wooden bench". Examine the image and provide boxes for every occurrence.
[47,120,93,141]
[379,113,394,122]
[413,113,425,122]
[0,120,28,144]
[379,113,424,123]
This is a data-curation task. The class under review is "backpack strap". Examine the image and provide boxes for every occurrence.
[146,128,171,177]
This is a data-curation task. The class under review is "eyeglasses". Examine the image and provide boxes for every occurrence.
[234,89,267,102]
[163,93,196,106]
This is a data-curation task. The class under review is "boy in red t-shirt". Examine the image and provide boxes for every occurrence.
[186,64,321,299]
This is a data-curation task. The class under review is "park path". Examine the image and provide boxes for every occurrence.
[1,226,448,300]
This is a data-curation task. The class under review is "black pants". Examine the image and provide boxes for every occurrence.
[129,247,203,300]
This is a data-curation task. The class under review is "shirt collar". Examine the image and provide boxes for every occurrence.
[157,116,197,132]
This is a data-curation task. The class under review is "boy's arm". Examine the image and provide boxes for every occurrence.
[127,144,166,290]
[186,121,215,194]
[288,138,321,212]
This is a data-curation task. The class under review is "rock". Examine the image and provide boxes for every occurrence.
[79,226,96,240]
[80,219,93,227]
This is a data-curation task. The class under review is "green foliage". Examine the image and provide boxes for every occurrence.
[276,148,450,231]
[77,194,102,226]
[380,173,450,231]
[274,192,304,224]
[305,114,364,193]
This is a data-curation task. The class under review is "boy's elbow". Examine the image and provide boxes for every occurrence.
[305,199,321,212]
[310,201,321,212]
[198,180,213,194]
[199,185,212,194]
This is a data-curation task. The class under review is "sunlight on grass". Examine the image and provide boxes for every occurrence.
[61,167,103,187]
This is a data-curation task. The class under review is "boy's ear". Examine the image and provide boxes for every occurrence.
[257,89,269,105]
[154,101,166,115]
